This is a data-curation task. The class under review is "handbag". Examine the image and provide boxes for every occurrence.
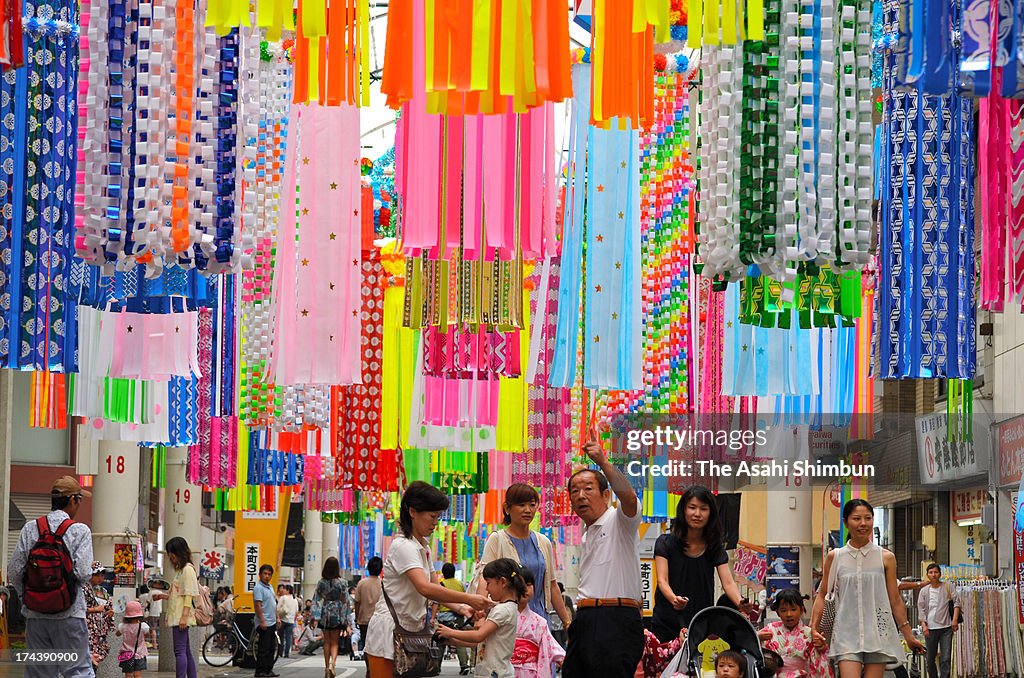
[945,583,956,622]
[381,580,444,678]
[117,623,142,663]
[818,546,841,642]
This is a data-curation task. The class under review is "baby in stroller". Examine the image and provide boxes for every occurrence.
[656,607,771,678]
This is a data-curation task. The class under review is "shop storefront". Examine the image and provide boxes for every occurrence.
[996,414,1024,578]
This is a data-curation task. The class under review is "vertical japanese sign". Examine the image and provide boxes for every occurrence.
[245,543,261,593]
[232,488,291,607]
[640,559,654,617]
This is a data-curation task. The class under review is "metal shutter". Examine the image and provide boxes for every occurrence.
[6,494,57,564]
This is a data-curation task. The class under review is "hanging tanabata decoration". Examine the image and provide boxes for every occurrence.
[876,0,976,379]
[696,0,873,296]
[381,0,572,114]
[0,0,83,372]
[588,0,673,127]
[272,103,363,386]
[550,64,643,391]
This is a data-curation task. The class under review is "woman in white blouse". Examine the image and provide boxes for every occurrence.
[811,499,925,678]
[364,481,491,678]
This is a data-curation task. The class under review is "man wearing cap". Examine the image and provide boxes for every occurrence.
[562,440,644,678]
[7,476,95,677]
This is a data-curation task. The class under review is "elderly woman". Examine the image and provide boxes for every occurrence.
[476,483,572,631]
[84,561,114,669]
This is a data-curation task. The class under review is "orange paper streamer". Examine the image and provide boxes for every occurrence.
[293,0,372,106]
[30,371,68,429]
[591,0,658,128]
[171,0,195,253]
[381,0,572,113]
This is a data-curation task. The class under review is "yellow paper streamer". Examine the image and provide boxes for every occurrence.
[302,0,327,37]
[721,0,736,44]
[256,0,276,34]
[282,0,295,32]
[308,39,321,103]
[359,0,371,105]
[517,0,536,104]
[688,0,703,46]
[499,0,518,96]
[746,0,765,39]
[495,294,530,452]
[426,0,437,92]
[653,0,671,42]
[705,0,720,44]
[381,286,401,450]
[470,0,492,91]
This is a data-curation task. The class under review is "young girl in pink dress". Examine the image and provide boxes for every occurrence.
[510,569,564,678]
[757,589,832,678]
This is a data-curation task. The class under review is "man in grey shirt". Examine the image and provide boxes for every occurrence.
[8,476,95,677]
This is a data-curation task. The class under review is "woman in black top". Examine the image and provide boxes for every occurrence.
[651,485,747,642]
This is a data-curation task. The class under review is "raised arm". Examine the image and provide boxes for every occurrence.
[583,440,638,518]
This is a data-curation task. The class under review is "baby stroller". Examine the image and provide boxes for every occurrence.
[661,607,768,678]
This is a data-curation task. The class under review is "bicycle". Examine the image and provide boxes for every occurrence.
[202,605,257,668]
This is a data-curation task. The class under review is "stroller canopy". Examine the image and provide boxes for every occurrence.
[685,606,765,663]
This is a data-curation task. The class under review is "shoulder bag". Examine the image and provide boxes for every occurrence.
[381,579,444,678]
[117,624,143,663]
[945,582,956,622]
[818,547,841,642]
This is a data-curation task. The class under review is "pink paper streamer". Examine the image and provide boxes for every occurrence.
[275,104,362,385]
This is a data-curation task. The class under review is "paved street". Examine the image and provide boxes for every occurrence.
[0,653,469,677]
[180,655,468,677]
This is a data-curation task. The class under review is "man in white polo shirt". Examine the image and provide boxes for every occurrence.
[563,439,643,678]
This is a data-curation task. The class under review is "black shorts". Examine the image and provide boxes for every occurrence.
[119,657,147,672]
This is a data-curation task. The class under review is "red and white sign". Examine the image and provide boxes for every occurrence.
[829,485,842,508]
[951,488,986,522]
[733,542,768,585]
[998,415,1024,487]
[199,547,226,580]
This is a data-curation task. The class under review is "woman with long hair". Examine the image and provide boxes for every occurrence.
[364,481,492,678]
[152,537,199,678]
[477,483,573,632]
[811,499,925,678]
[312,557,348,678]
[649,485,747,642]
